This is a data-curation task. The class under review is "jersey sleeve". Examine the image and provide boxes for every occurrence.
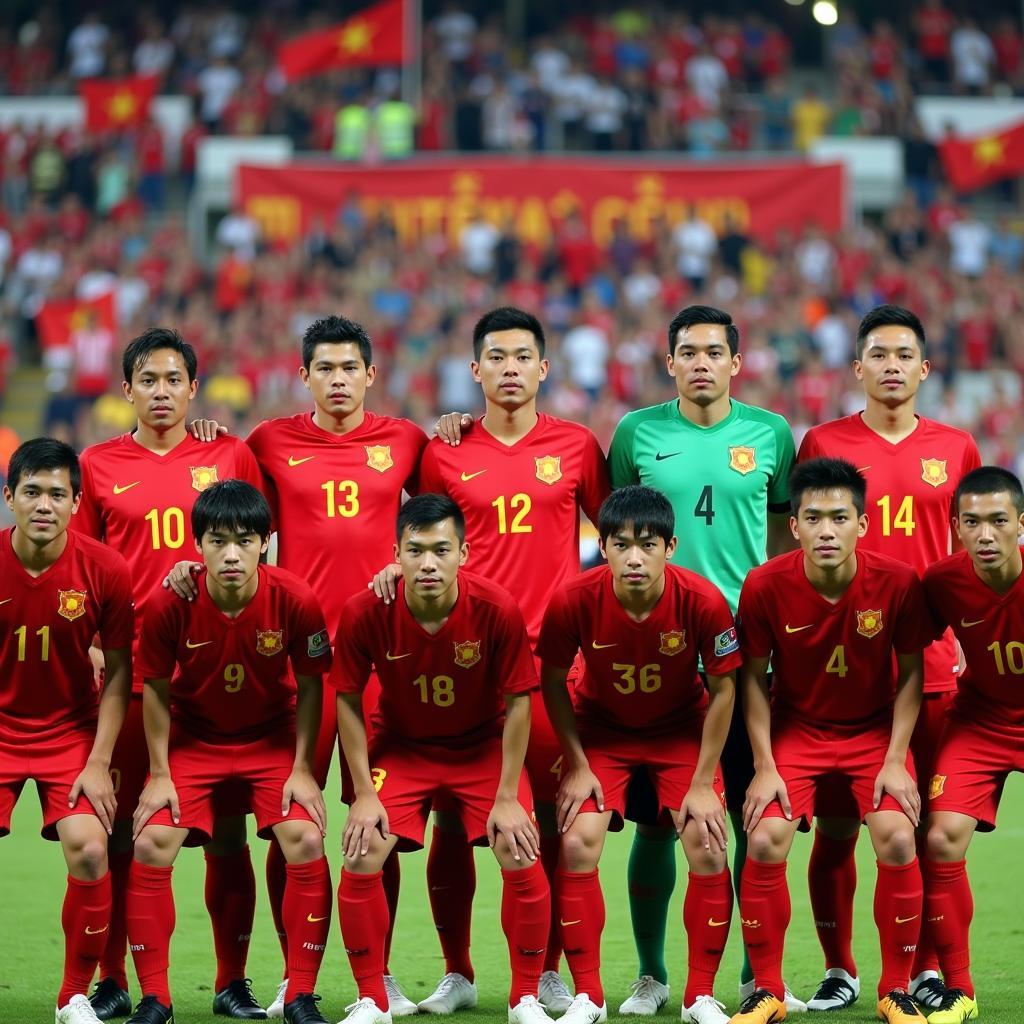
[136,595,181,680]
[491,597,539,696]
[737,575,774,659]
[577,431,612,524]
[97,555,135,651]
[400,421,429,497]
[608,413,641,488]
[895,572,941,653]
[329,599,374,694]
[417,444,450,496]
[72,453,104,538]
[921,568,953,637]
[767,416,796,513]
[695,585,742,675]
[285,581,332,676]
[245,424,281,528]
[233,438,266,494]
[534,585,582,669]
[796,426,824,464]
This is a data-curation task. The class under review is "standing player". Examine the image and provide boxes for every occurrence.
[797,305,981,1012]
[920,467,1024,1024]
[732,458,931,1024]
[1,438,133,1024]
[74,328,266,1020]
[538,486,740,1024]
[125,480,333,1024]
[608,305,797,1014]
[334,494,554,1024]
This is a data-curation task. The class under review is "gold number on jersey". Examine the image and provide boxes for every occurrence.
[321,480,360,518]
[14,624,50,662]
[224,663,245,692]
[825,644,848,679]
[611,662,662,694]
[987,641,1024,675]
[491,493,533,534]
[144,507,186,549]
[551,755,563,777]
[370,767,387,792]
[412,673,455,706]
[876,495,915,537]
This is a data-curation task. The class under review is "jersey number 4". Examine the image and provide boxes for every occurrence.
[694,485,715,526]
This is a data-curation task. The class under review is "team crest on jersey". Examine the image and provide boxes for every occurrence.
[256,629,284,656]
[190,465,219,492]
[365,445,394,473]
[58,589,88,621]
[921,458,948,488]
[728,446,757,475]
[453,640,481,668]
[534,455,562,485]
[659,630,686,656]
[856,609,883,638]
[929,774,946,800]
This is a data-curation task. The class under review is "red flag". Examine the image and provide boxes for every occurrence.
[37,293,118,396]
[278,0,406,82]
[939,120,1024,193]
[78,75,158,132]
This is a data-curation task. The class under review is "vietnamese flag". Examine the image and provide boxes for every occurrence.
[278,0,406,82]
[36,293,116,351]
[78,75,158,132]
[939,120,1024,193]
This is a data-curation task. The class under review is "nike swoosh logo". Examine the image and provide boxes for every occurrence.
[386,651,412,661]
[306,913,328,923]
[185,639,215,649]
[708,918,729,927]
[785,623,814,633]
[112,481,141,494]
[85,925,109,935]
[591,641,617,650]
[460,470,487,482]
[960,618,985,628]
[857,466,872,473]
[655,452,681,461]
[288,455,315,467]
[895,914,919,924]
[559,919,581,927]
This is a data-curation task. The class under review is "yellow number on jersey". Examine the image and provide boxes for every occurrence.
[825,644,848,679]
[14,624,50,662]
[145,507,186,549]
[491,493,532,534]
[370,768,387,792]
[611,662,662,694]
[987,641,1024,675]
[322,480,360,518]
[224,663,245,692]
[413,673,455,706]
[876,495,915,537]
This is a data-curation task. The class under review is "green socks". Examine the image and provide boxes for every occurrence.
[626,830,677,984]
[729,808,754,986]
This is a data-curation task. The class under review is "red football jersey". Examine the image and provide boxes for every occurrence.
[73,433,264,690]
[738,548,932,728]
[799,414,982,692]
[536,564,741,735]
[923,548,1024,728]
[0,528,134,744]
[417,415,611,646]
[246,411,427,635]
[331,571,537,748]
[136,565,331,743]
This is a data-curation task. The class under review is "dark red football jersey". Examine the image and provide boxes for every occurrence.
[417,415,610,646]
[923,548,1024,728]
[246,412,427,635]
[536,563,741,735]
[0,528,134,744]
[136,565,331,743]
[738,548,932,728]
[73,433,264,690]
[331,571,537,748]
[799,414,981,692]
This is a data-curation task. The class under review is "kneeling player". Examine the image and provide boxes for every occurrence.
[733,458,932,1024]
[126,481,333,1024]
[920,467,1024,1024]
[537,486,740,1024]
[1,438,133,1023]
[334,494,553,1024]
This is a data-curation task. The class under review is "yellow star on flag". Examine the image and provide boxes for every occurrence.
[338,19,373,54]
[973,135,1005,166]
[108,90,138,123]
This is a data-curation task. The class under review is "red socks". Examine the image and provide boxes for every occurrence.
[283,857,332,1001]
[426,827,476,980]
[540,833,563,974]
[205,847,256,991]
[502,862,551,1007]
[59,872,112,1007]
[266,840,289,971]
[910,834,939,979]
[807,830,858,976]
[925,858,974,997]
[126,862,175,1004]
[338,870,389,1010]
[683,869,733,1006]
[99,850,132,989]
[557,868,604,1005]
[382,848,402,974]
[739,859,790,1001]
[874,859,923,997]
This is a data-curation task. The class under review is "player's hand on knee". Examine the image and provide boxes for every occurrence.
[433,412,473,446]
[873,758,921,826]
[133,775,180,840]
[679,782,728,853]
[556,766,604,833]
[487,795,539,863]
[70,758,118,834]
[162,560,203,600]
[743,768,791,833]
[368,562,401,604]
[344,795,388,858]
[187,418,228,442]
[282,769,327,835]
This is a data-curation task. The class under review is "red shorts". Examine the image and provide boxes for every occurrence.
[929,716,1024,832]
[111,694,148,822]
[0,731,99,840]
[145,730,312,845]
[764,718,915,831]
[910,690,956,814]
[576,722,724,831]
[369,734,533,850]
[524,689,564,805]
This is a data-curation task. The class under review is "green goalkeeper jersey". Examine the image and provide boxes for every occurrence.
[609,398,795,613]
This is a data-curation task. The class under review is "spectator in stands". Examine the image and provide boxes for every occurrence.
[951,17,995,94]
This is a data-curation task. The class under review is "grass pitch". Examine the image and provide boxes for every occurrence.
[4,773,1022,1022]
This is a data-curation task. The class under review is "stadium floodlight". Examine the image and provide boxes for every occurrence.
[812,0,839,24]
[783,0,805,5]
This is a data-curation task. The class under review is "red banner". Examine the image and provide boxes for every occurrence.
[236,159,845,248]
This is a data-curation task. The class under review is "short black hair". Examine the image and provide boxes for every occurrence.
[856,304,926,358]
[472,306,546,361]
[122,327,198,383]
[396,493,466,545]
[7,437,81,496]
[789,457,867,517]
[598,485,675,545]
[301,315,373,370]
[668,305,739,356]
[955,466,1024,516]
[191,480,272,542]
